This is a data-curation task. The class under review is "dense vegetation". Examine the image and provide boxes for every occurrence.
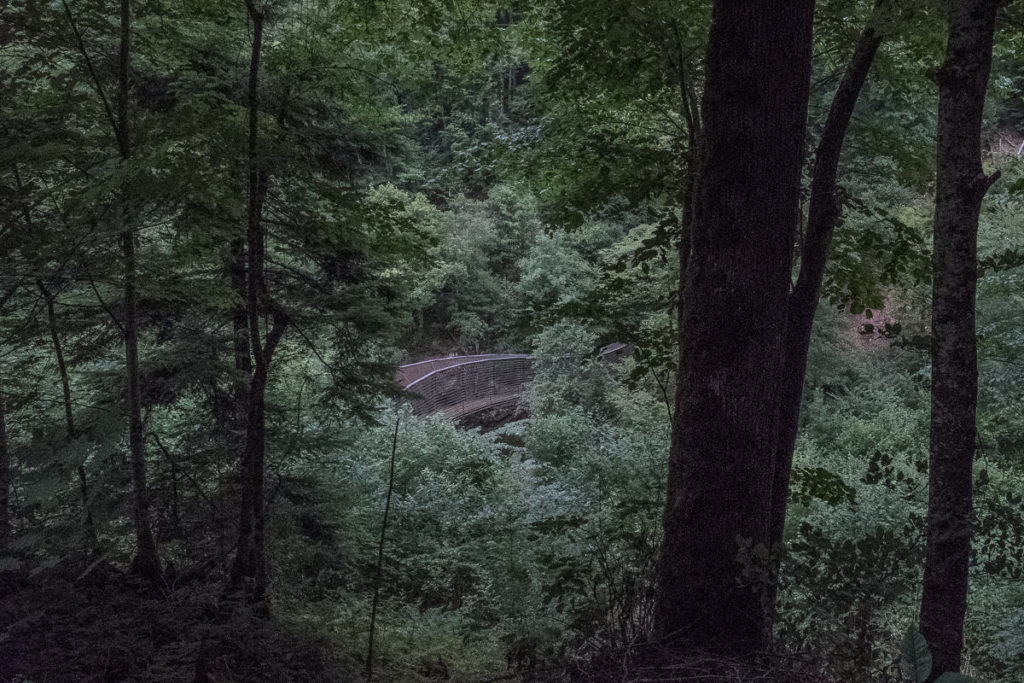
[1,1,1023,681]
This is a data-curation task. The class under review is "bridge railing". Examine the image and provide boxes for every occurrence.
[401,355,533,418]
[398,344,630,419]
[397,354,530,387]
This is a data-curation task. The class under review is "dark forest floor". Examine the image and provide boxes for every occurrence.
[1,564,836,683]
[563,643,828,683]
[0,565,359,683]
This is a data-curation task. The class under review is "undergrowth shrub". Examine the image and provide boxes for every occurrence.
[778,312,1024,682]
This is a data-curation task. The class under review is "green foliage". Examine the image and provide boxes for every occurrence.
[514,0,707,222]
[777,304,1024,682]
[518,231,597,318]
[3,0,1024,680]
[410,187,539,353]
[789,466,858,507]
[258,395,665,674]
[900,627,978,683]
[901,627,933,683]
[527,321,615,418]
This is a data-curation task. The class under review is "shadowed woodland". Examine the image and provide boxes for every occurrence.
[2,0,1024,681]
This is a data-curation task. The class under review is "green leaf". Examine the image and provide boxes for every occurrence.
[790,466,856,506]
[900,627,932,683]
[1008,176,1024,196]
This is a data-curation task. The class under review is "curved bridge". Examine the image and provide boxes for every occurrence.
[398,354,534,420]
[397,343,630,420]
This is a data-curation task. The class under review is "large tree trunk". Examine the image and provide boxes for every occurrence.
[655,0,815,655]
[117,0,161,581]
[920,0,999,677]
[769,12,886,558]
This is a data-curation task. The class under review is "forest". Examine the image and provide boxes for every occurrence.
[1,0,1023,681]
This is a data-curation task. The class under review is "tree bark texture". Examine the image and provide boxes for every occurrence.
[655,0,815,655]
[770,16,885,555]
[920,0,999,678]
[117,0,161,581]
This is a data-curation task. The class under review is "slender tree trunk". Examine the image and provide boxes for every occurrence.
[40,284,77,439]
[769,10,886,555]
[123,217,162,579]
[229,320,286,601]
[920,1,999,677]
[229,2,287,601]
[225,235,251,523]
[117,0,161,581]
[655,0,815,655]
[229,0,266,599]
[231,362,267,596]
[675,107,698,305]
[229,238,252,414]
[14,167,96,540]
[0,377,9,542]
[226,236,252,571]
[367,417,401,679]
[0,288,15,543]
[38,281,96,541]
[62,0,159,577]
[672,39,701,293]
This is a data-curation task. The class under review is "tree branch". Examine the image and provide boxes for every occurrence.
[84,265,126,337]
[60,0,125,153]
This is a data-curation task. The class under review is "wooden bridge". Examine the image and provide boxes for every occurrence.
[396,343,631,420]
[398,354,534,420]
